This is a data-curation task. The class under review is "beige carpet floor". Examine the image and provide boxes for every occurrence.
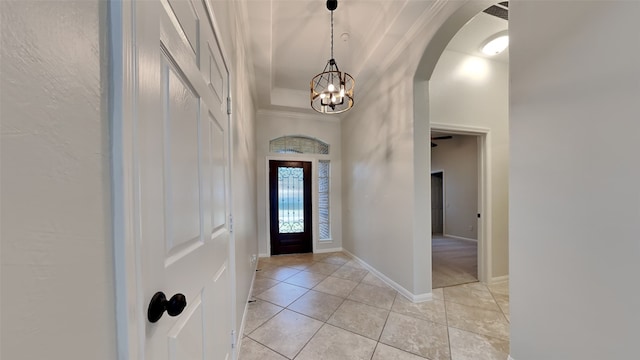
[432,235,478,288]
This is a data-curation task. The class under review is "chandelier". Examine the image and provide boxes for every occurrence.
[310,0,354,114]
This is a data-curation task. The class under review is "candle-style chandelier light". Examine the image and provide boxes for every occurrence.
[310,0,354,114]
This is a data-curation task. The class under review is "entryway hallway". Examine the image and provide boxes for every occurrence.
[239,252,510,360]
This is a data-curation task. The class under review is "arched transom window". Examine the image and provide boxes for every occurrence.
[269,136,329,155]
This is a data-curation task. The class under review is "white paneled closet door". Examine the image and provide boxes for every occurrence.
[133,0,232,359]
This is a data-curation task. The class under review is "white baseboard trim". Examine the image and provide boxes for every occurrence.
[489,275,509,284]
[412,291,433,302]
[258,248,344,257]
[443,234,478,242]
[342,249,433,303]
[315,247,343,254]
[235,265,257,357]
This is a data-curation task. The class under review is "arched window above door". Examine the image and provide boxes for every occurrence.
[269,136,329,155]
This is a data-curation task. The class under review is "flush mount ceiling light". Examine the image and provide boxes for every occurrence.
[310,0,354,114]
[481,31,509,55]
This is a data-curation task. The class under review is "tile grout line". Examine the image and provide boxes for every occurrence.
[444,299,453,360]
[290,322,325,360]
[486,284,510,323]
[369,291,398,359]
[442,283,511,343]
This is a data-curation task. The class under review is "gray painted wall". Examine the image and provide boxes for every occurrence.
[510,1,640,358]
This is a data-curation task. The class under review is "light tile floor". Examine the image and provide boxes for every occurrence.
[239,252,510,360]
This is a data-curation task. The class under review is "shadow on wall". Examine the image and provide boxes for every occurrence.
[361,75,413,164]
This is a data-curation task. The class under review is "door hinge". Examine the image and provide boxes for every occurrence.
[231,330,236,348]
[226,96,232,115]
[229,214,234,233]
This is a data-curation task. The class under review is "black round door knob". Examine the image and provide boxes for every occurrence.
[147,291,187,323]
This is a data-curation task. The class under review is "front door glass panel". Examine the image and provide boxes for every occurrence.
[278,167,305,233]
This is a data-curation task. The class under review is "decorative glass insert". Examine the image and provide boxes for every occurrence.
[270,136,329,155]
[278,167,305,233]
[318,160,330,240]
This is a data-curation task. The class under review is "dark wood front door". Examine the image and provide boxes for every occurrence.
[269,160,312,255]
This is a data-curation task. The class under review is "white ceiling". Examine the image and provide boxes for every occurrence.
[242,0,508,114]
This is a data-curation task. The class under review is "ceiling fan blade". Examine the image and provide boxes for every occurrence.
[431,135,453,140]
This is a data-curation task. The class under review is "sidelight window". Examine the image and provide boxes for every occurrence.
[318,160,330,240]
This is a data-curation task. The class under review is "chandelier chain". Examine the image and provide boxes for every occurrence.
[330,10,334,60]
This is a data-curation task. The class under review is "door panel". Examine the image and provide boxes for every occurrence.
[209,114,227,231]
[135,1,232,359]
[204,262,230,360]
[269,161,312,255]
[204,43,226,106]
[166,0,199,55]
[165,57,201,250]
[168,294,204,359]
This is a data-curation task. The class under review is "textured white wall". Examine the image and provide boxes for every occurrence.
[429,48,509,278]
[255,110,342,255]
[431,135,479,240]
[0,1,116,359]
[510,1,640,358]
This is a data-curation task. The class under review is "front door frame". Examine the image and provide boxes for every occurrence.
[269,160,313,255]
[265,155,318,256]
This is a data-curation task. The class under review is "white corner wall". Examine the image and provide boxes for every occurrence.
[431,135,479,240]
[341,63,425,294]
[255,110,342,256]
[0,1,116,359]
[340,0,489,297]
[510,1,640,359]
[429,48,509,278]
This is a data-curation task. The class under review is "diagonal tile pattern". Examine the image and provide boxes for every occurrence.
[295,324,377,360]
[248,309,323,358]
[380,312,451,360]
[240,252,510,360]
[327,299,389,340]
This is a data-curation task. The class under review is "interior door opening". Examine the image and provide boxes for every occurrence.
[431,132,480,289]
[269,160,312,255]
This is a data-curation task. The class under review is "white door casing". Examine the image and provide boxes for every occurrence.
[112,0,233,359]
